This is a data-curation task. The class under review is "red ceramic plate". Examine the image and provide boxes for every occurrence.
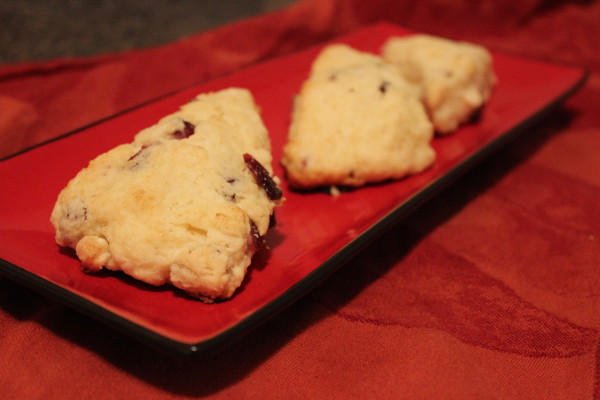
[0,22,587,356]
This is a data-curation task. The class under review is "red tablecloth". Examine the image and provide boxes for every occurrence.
[1,0,599,398]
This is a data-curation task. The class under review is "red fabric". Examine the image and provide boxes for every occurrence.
[1,0,599,398]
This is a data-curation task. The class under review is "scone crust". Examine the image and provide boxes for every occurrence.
[382,34,496,134]
[51,88,281,301]
[282,44,435,189]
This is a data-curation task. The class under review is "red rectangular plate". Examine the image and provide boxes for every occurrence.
[0,23,587,355]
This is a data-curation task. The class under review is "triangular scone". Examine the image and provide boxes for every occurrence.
[281,44,435,189]
[50,88,282,302]
[382,34,496,134]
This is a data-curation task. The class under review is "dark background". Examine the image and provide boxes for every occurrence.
[0,0,296,65]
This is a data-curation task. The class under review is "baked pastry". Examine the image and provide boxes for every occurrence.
[50,88,282,302]
[382,34,496,134]
[281,44,435,189]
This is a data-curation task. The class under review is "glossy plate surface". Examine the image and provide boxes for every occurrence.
[0,23,587,355]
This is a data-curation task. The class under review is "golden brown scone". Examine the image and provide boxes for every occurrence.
[382,34,496,134]
[51,88,282,302]
[281,44,435,189]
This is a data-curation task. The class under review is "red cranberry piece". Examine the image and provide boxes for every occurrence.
[249,220,267,251]
[379,81,390,93]
[127,144,152,162]
[172,121,195,139]
[268,212,277,228]
[243,153,282,200]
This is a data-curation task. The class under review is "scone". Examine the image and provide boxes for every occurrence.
[382,34,496,134]
[50,88,283,302]
[281,44,435,189]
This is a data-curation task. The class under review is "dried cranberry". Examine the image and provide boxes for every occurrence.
[249,220,267,251]
[128,144,150,161]
[379,81,390,94]
[172,121,195,139]
[243,153,283,200]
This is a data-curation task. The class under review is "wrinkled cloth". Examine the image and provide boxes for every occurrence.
[1,0,599,398]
